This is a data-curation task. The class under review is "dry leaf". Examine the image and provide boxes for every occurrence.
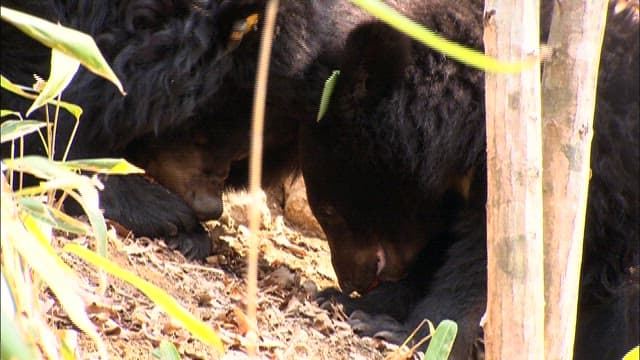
[233,307,250,335]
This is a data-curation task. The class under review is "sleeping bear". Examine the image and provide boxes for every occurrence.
[0,0,273,259]
[1,0,357,261]
[112,0,376,247]
[299,1,639,359]
[1,0,377,259]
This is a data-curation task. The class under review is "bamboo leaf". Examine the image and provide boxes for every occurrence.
[64,158,145,175]
[2,181,107,358]
[151,340,182,360]
[1,75,83,121]
[18,197,90,235]
[3,156,91,184]
[64,244,226,354]
[0,310,38,360]
[1,110,22,118]
[0,7,125,94]
[27,49,80,116]
[623,346,639,360]
[317,70,340,122]
[0,120,47,143]
[423,320,458,360]
[350,0,536,73]
[3,156,108,257]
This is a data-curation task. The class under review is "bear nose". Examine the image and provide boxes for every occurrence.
[335,263,379,295]
[338,280,356,294]
[192,194,224,221]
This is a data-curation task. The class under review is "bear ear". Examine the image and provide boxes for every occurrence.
[338,21,412,107]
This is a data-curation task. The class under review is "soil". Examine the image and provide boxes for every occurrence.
[46,182,416,360]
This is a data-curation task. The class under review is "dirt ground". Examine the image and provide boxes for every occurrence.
[47,178,416,360]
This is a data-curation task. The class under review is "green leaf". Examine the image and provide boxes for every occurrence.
[623,346,639,360]
[4,156,108,257]
[20,212,84,283]
[1,109,22,118]
[27,49,81,117]
[58,330,81,360]
[72,187,108,257]
[317,70,340,122]
[1,309,38,360]
[151,340,182,360]
[349,0,535,73]
[19,220,107,360]
[0,74,30,95]
[64,158,145,175]
[18,197,91,235]
[3,155,91,184]
[1,270,17,316]
[423,320,458,360]
[2,186,108,359]
[0,120,47,143]
[1,75,83,121]
[64,244,226,354]
[0,6,125,94]
[0,270,36,360]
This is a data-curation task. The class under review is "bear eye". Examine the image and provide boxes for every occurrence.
[320,205,336,217]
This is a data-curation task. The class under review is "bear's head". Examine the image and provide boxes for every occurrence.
[130,123,249,222]
[302,21,480,294]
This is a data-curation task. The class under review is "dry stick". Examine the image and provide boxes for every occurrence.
[541,1,608,359]
[483,1,545,358]
[246,0,279,357]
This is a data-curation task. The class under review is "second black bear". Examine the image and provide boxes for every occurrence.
[300,1,639,359]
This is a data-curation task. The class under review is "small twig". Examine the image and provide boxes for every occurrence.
[246,0,280,357]
[180,263,225,276]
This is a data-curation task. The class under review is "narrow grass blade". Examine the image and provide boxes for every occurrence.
[317,70,340,122]
[350,0,536,73]
[64,244,226,354]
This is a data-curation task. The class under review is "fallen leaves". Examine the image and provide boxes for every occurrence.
[39,190,390,359]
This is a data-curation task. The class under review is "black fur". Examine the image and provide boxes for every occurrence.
[302,1,639,359]
[1,0,266,258]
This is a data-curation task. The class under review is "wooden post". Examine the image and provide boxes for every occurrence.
[483,1,545,358]
[541,1,608,359]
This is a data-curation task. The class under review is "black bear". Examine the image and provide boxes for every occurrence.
[1,0,271,259]
[300,1,639,359]
[126,90,306,224]
[119,0,338,231]
[120,0,375,237]
[1,0,364,259]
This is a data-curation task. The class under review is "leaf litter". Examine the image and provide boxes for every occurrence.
[44,182,412,359]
